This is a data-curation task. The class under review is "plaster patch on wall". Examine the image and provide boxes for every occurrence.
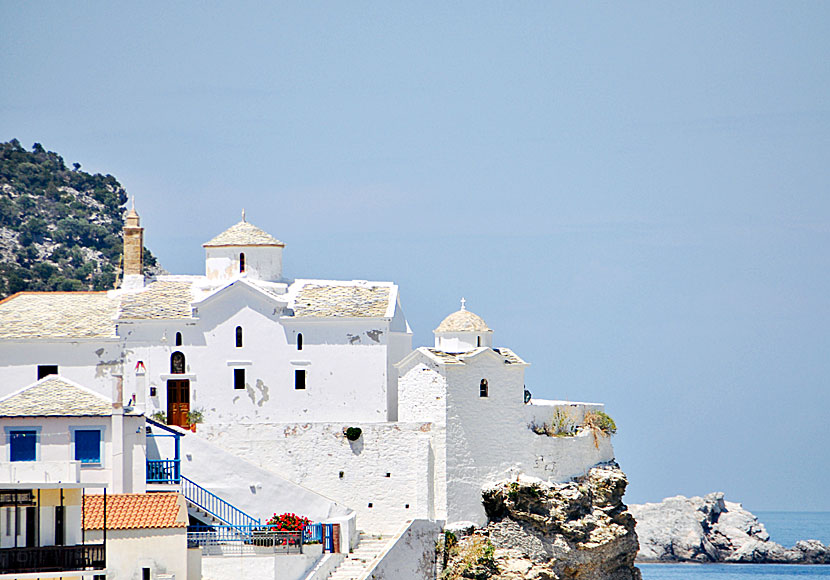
[255,379,270,407]
[232,396,240,404]
[347,334,361,344]
[366,330,383,343]
[95,359,120,378]
[95,348,104,357]
[245,384,256,404]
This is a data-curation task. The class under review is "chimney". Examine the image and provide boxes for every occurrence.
[122,201,145,289]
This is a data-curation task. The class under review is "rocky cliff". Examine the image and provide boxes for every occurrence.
[439,463,641,580]
[630,492,830,563]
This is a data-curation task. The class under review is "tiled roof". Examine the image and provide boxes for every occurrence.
[493,347,527,365]
[0,292,118,339]
[118,281,194,320]
[84,493,188,530]
[425,348,468,365]
[0,376,128,417]
[435,309,492,333]
[203,220,284,247]
[292,282,393,318]
[422,347,527,366]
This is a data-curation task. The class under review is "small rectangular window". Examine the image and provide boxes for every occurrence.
[37,365,58,380]
[9,430,37,462]
[234,368,245,390]
[143,568,151,580]
[74,429,101,464]
[295,369,306,390]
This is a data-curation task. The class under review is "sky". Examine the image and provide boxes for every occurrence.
[2,2,829,511]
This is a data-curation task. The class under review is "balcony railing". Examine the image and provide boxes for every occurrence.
[0,544,105,574]
[187,523,339,555]
[146,458,180,484]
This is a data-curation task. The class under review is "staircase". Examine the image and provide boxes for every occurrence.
[179,475,260,530]
[327,532,390,580]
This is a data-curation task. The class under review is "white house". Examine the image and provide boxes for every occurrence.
[83,492,199,580]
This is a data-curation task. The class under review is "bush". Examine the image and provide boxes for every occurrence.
[266,512,310,532]
[344,427,362,441]
[529,408,576,437]
[441,535,497,580]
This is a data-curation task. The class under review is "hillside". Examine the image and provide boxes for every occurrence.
[0,139,161,298]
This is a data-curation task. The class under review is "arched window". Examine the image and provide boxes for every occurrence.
[175,332,182,346]
[235,326,243,348]
[171,352,185,374]
[297,333,303,351]
[479,378,488,398]
[239,252,246,273]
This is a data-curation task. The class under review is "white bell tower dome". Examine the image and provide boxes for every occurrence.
[203,210,285,282]
[433,298,493,353]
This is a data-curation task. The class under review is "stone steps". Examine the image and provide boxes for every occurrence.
[327,533,392,580]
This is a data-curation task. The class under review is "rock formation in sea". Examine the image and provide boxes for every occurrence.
[630,492,830,564]
[438,463,641,580]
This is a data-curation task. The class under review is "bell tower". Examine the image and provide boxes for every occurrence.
[122,201,145,289]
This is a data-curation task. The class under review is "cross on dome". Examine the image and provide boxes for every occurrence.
[242,208,246,222]
[460,297,466,311]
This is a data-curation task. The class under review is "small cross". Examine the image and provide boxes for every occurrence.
[242,208,246,222]
[460,297,466,311]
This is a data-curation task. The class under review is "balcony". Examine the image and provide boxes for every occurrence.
[146,459,181,484]
[0,543,105,574]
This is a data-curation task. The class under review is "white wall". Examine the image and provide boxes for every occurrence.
[201,552,321,580]
[86,527,188,580]
[120,285,396,425]
[178,430,355,547]
[206,245,284,282]
[200,422,434,534]
[0,340,124,401]
[362,520,443,580]
[397,350,616,527]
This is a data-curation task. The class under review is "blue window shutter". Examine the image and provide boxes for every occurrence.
[10,431,36,461]
[75,430,101,464]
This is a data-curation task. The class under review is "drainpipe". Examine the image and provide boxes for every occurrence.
[112,375,125,494]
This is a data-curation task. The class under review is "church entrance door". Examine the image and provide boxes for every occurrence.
[167,380,190,427]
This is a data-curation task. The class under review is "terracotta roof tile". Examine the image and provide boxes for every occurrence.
[83,493,187,530]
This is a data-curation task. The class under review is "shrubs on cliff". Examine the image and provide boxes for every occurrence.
[530,409,617,447]
[438,533,498,580]
[0,139,160,297]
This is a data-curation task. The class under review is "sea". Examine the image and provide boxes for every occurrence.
[639,512,830,580]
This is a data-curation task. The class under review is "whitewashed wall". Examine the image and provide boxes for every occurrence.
[397,350,616,527]
[120,284,400,424]
[0,341,124,401]
[205,245,284,282]
[363,520,443,580]
[178,431,355,550]
[200,422,434,534]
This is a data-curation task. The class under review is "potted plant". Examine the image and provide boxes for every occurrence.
[187,408,204,432]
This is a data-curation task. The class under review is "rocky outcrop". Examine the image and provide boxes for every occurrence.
[630,492,830,563]
[439,463,641,580]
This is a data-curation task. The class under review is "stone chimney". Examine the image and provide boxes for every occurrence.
[122,203,145,289]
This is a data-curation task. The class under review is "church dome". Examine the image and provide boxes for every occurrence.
[435,308,491,333]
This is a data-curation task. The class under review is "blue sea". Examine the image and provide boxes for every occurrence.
[640,512,830,580]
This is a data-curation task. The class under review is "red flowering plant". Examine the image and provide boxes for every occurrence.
[265,512,310,533]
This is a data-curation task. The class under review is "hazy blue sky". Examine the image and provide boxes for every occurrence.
[3,2,829,510]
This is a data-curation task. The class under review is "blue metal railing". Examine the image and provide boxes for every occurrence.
[146,459,180,483]
[186,523,337,554]
[180,476,260,530]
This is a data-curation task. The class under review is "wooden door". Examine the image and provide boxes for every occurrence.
[167,380,190,427]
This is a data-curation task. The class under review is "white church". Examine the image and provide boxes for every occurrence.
[0,209,615,579]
